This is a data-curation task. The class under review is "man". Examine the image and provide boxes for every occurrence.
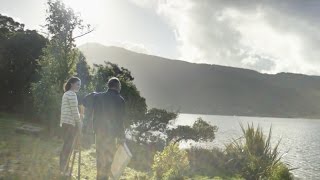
[88,77,126,180]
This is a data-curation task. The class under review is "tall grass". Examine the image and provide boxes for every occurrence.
[225,123,292,180]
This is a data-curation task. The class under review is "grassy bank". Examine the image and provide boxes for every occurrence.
[0,113,61,179]
[0,113,151,179]
[0,114,292,180]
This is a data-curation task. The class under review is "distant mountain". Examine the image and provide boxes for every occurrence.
[79,43,320,118]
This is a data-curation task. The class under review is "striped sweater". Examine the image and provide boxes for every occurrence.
[60,90,81,127]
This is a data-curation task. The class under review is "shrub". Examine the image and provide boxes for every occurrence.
[152,143,190,180]
[269,163,294,180]
[127,140,162,171]
[187,147,231,177]
[225,123,292,180]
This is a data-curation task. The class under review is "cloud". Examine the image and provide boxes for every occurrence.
[131,0,320,75]
[118,41,151,54]
[241,54,276,73]
[128,0,159,9]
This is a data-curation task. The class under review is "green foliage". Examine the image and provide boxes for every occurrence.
[32,0,87,131]
[91,61,147,124]
[152,143,190,180]
[127,139,164,172]
[187,147,231,177]
[269,163,293,180]
[131,108,177,144]
[31,43,79,131]
[0,14,24,38]
[225,123,292,180]
[0,14,47,113]
[186,176,244,180]
[167,117,218,144]
[76,52,92,91]
[76,52,94,102]
[121,167,150,180]
[46,0,88,47]
[130,114,217,154]
[45,0,87,88]
[92,62,134,91]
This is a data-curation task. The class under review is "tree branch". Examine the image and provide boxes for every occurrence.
[173,137,184,145]
[72,28,95,40]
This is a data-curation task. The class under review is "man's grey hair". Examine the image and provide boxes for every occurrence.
[107,77,121,89]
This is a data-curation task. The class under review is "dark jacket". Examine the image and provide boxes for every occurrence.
[85,89,125,138]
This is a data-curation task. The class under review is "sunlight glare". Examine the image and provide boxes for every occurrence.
[63,0,107,25]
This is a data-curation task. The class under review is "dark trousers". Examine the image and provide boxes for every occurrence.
[60,123,77,172]
[95,128,117,180]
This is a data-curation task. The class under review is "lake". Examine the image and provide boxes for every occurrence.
[175,114,320,179]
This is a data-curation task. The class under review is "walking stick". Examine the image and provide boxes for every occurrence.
[78,106,84,180]
[63,129,78,179]
[69,148,76,178]
[77,132,81,180]
[68,130,81,180]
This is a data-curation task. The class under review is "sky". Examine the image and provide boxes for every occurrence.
[1,0,320,75]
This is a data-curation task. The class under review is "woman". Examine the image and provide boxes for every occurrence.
[59,77,82,175]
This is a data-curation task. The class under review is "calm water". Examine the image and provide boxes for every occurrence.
[175,114,320,179]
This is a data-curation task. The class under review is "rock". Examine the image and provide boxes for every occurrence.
[15,124,44,136]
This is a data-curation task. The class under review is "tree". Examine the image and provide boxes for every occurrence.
[0,14,47,113]
[131,108,177,145]
[32,0,92,131]
[0,14,24,39]
[131,113,217,147]
[75,52,94,102]
[44,0,92,89]
[167,117,218,144]
[91,61,147,123]
[76,52,91,90]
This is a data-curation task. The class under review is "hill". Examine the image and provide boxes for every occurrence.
[79,43,320,118]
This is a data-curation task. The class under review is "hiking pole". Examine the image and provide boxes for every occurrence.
[69,131,80,179]
[65,131,78,179]
[69,149,77,178]
[77,131,81,180]
[77,107,84,180]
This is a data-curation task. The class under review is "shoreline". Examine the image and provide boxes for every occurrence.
[178,112,320,120]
